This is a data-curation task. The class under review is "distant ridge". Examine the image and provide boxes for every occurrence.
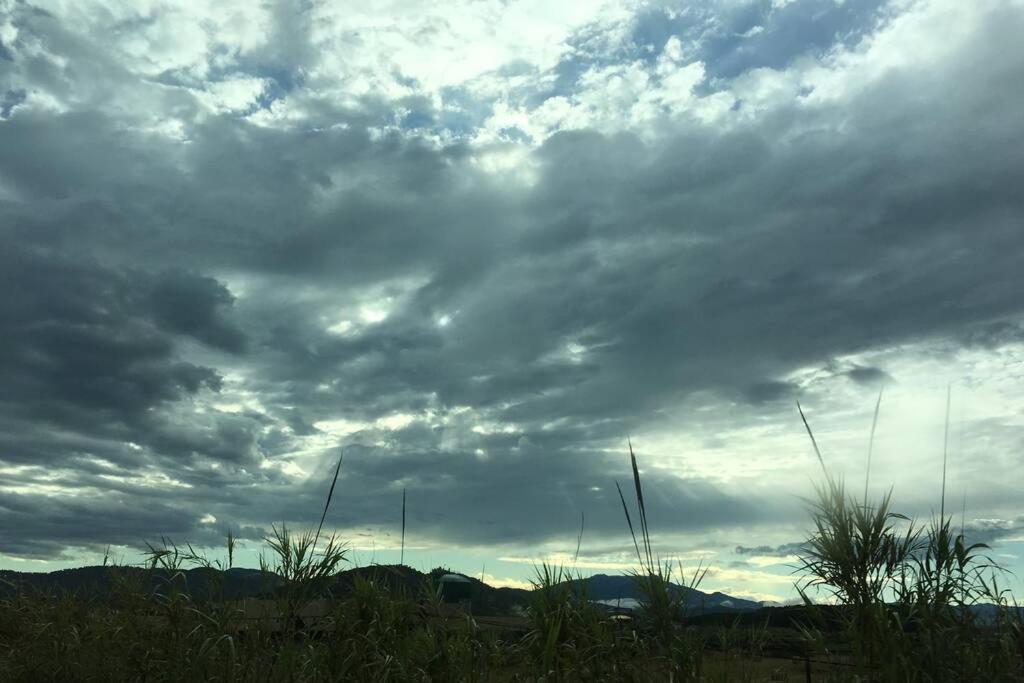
[0,565,274,601]
[5,565,1017,624]
[0,564,527,614]
[0,565,763,615]
[571,573,764,613]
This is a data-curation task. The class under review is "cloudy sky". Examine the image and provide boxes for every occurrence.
[1,0,1023,601]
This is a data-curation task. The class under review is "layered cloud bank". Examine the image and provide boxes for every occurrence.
[1,0,1022,598]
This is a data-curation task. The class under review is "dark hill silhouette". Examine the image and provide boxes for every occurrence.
[0,565,275,602]
[7,565,1014,623]
[572,573,763,612]
[0,563,532,615]
[0,565,765,615]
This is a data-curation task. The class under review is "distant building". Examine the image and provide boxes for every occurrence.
[438,573,473,612]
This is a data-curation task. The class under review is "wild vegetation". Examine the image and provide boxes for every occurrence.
[1,404,1022,681]
[793,399,1024,681]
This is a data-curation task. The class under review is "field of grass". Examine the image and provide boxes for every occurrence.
[1,408,1022,681]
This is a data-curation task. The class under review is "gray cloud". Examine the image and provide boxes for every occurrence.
[735,542,804,557]
[1,0,1023,566]
[844,365,891,387]
[962,516,1024,548]
[0,247,224,427]
[149,271,247,353]
[0,492,201,559]
[745,381,799,405]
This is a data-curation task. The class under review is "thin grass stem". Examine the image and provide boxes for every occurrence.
[314,448,344,553]
[573,510,584,564]
[865,386,884,507]
[616,481,645,571]
[797,401,828,479]
[941,385,951,520]
[400,487,407,566]
[628,439,654,572]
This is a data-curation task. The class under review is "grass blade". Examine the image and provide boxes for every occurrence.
[628,439,654,572]
[314,448,344,552]
[797,401,828,479]
[941,384,951,520]
[617,481,645,570]
[573,510,585,564]
[864,386,884,506]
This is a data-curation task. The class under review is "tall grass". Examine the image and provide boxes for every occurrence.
[259,524,348,622]
[313,447,344,552]
[573,510,584,565]
[864,387,883,506]
[617,442,708,679]
[1,423,1021,681]
[401,487,407,566]
[941,384,951,520]
[795,400,1023,680]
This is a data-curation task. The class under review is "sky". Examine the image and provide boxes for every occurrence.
[1,0,1023,603]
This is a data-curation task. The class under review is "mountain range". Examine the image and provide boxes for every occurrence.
[0,565,764,615]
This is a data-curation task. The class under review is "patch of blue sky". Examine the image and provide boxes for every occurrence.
[0,89,26,119]
[494,127,533,144]
[629,5,719,64]
[625,1,892,96]
[711,1,888,77]
[434,86,495,138]
[223,58,305,115]
[713,0,887,77]
[398,109,435,131]
[388,1,897,142]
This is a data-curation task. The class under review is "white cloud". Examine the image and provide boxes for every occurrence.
[194,77,268,113]
[2,0,1023,599]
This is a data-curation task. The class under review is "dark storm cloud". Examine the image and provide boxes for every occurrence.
[735,542,804,557]
[150,271,247,353]
[962,516,1024,547]
[1,1,1023,560]
[0,482,271,558]
[0,492,200,558]
[844,365,891,387]
[295,438,777,548]
[0,247,224,424]
[0,242,258,476]
[745,381,799,404]
[960,321,1024,350]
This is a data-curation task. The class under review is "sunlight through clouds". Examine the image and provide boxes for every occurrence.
[0,0,1022,602]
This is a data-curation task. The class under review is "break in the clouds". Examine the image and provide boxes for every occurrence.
[1,0,1023,599]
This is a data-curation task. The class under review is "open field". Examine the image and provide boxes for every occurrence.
[2,438,1022,681]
